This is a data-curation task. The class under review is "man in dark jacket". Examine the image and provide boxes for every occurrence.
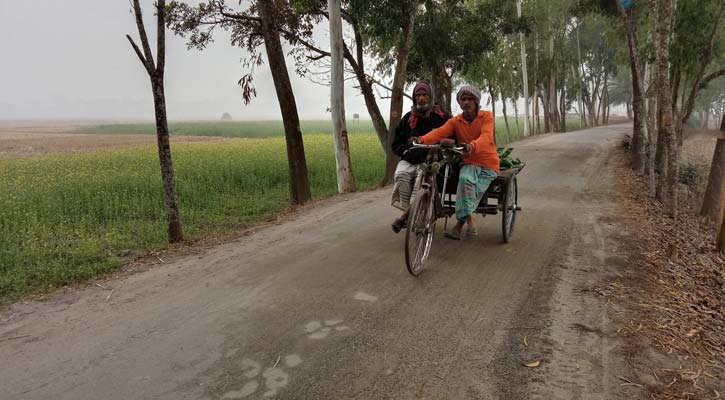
[391,81,449,233]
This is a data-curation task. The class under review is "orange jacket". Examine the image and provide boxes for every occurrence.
[419,110,500,172]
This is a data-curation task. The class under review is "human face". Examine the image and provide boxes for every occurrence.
[415,90,430,107]
[459,94,477,116]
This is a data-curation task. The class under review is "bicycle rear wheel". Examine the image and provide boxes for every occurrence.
[405,188,436,276]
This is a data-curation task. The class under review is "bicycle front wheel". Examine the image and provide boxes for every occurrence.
[405,188,437,276]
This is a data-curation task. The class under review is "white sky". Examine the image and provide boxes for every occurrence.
[0,0,401,121]
[0,1,621,122]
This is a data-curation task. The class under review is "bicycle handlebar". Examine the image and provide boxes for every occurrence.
[410,142,466,154]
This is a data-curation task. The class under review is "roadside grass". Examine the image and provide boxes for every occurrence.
[0,134,383,305]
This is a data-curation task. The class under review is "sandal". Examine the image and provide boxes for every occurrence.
[444,229,462,240]
[391,218,407,233]
[466,227,478,236]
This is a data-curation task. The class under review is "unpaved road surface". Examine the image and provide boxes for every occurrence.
[1,123,643,399]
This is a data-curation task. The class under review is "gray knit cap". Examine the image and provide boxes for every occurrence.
[456,85,481,106]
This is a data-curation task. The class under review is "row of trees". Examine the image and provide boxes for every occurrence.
[611,0,724,252]
[128,0,724,253]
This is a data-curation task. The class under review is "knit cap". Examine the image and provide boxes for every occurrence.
[456,85,481,106]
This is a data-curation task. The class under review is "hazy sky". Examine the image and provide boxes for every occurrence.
[0,1,402,121]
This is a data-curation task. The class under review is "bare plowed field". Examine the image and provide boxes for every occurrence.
[0,121,231,158]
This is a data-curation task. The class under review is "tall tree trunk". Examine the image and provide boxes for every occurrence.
[543,86,552,133]
[502,96,512,142]
[647,65,657,196]
[549,77,559,132]
[513,98,521,138]
[534,90,541,135]
[700,115,725,222]
[702,111,709,129]
[384,6,415,188]
[626,100,633,120]
[127,0,182,243]
[258,0,312,205]
[655,0,678,217]
[328,0,355,193]
[559,86,567,132]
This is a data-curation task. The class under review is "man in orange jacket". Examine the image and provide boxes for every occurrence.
[416,85,500,240]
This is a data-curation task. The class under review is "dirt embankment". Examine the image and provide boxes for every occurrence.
[611,129,724,400]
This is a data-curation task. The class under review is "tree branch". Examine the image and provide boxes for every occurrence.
[219,9,261,23]
[126,34,154,76]
[131,0,156,70]
[280,29,331,58]
[371,78,413,100]
[698,68,725,91]
[156,0,166,77]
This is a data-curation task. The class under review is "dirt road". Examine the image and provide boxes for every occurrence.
[0,123,643,399]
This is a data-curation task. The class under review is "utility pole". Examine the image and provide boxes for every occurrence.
[328,0,355,193]
[517,0,530,136]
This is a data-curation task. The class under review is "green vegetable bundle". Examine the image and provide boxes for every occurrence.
[497,147,523,169]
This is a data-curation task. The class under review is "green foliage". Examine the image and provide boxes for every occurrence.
[678,162,707,189]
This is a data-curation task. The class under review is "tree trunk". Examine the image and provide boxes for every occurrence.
[543,87,552,133]
[655,0,678,217]
[127,0,183,243]
[488,86,497,120]
[534,90,541,135]
[258,0,312,205]
[645,62,657,196]
[700,116,725,222]
[431,65,452,116]
[513,98,520,138]
[626,100,633,120]
[328,0,355,193]
[502,96,512,142]
[560,86,567,132]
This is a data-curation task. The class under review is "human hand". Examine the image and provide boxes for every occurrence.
[462,143,472,156]
[408,137,421,145]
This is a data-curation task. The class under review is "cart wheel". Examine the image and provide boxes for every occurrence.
[501,177,518,243]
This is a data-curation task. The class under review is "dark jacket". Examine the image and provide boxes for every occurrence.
[392,111,450,164]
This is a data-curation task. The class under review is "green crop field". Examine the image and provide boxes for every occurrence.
[77,120,379,138]
[0,134,384,304]
[77,117,583,144]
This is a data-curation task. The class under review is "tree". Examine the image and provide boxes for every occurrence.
[618,1,647,174]
[405,0,519,114]
[257,0,312,204]
[126,0,183,243]
[328,0,355,193]
[669,1,725,146]
[167,0,312,204]
[654,0,678,216]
